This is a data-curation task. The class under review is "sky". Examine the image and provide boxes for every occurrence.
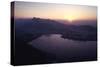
[14,1,97,21]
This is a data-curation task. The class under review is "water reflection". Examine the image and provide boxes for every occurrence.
[29,34,96,58]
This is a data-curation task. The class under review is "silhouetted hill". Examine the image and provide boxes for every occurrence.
[15,17,97,41]
[72,20,97,27]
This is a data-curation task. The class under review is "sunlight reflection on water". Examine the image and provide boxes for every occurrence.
[29,34,96,57]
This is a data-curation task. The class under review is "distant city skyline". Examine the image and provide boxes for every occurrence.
[14,1,97,21]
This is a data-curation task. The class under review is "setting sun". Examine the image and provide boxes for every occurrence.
[64,15,76,22]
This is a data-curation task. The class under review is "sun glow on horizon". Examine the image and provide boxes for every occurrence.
[63,15,76,22]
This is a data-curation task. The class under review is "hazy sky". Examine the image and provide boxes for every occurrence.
[14,1,97,21]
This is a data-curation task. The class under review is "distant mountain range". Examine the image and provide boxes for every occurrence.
[56,19,97,27]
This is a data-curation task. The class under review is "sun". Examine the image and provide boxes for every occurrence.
[64,15,76,22]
